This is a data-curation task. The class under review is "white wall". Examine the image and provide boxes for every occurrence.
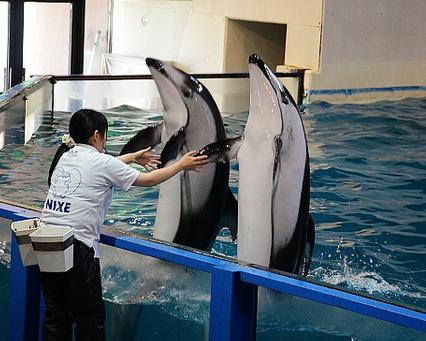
[111,0,426,103]
[5,0,424,103]
[193,0,323,71]
[308,0,426,102]
[109,0,322,106]
[111,1,226,73]
[224,19,286,73]
[111,0,323,73]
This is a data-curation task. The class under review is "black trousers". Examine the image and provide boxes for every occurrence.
[39,240,106,341]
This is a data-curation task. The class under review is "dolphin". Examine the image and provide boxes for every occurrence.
[113,58,238,340]
[120,57,237,250]
[198,54,315,276]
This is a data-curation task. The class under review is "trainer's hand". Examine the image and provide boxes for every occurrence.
[180,151,209,171]
[133,147,161,171]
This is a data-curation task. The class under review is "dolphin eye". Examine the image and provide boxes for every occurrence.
[182,87,192,98]
[282,95,289,105]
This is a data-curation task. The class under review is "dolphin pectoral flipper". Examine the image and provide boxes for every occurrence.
[197,136,243,162]
[160,128,186,167]
[219,187,238,241]
[120,122,164,155]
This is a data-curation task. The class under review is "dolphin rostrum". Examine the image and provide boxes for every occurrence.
[120,58,237,250]
[198,54,315,275]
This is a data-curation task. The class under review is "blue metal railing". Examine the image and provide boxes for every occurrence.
[3,201,426,341]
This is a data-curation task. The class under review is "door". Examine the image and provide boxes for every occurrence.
[23,2,72,79]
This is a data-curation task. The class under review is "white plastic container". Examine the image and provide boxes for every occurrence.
[29,227,74,272]
[11,219,40,266]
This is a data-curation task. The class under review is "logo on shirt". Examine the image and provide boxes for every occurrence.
[51,167,82,199]
[44,199,71,213]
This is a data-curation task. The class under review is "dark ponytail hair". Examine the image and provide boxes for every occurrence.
[48,109,108,187]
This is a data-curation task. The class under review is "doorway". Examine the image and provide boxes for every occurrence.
[225,19,286,73]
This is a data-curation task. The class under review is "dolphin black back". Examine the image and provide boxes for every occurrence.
[172,161,233,251]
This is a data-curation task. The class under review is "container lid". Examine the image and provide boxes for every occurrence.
[30,227,74,243]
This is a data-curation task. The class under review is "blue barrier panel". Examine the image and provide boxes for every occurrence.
[99,229,426,335]
[239,266,426,333]
[9,235,43,341]
[2,203,42,341]
[3,201,426,341]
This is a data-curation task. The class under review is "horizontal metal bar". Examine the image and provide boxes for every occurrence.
[100,229,226,273]
[0,201,41,221]
[51,71,304,82]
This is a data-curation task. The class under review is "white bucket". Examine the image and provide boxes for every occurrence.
[11,219,40,267]
[30,227,74,272]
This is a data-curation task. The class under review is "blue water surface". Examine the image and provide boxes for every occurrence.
[306,99,426,307]
[102,98,426,310]
[1,97,426,340]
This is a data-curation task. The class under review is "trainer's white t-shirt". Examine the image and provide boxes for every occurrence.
[41,144,139,258]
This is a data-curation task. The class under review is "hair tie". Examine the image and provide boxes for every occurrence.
[62,134,75,148]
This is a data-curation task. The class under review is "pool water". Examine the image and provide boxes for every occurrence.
[1,97,426,339]
[306,99,426,308]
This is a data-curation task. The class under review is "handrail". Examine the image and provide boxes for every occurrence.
[52,71,304,81]
[0,75,53,112]
[1,70,305,111]
[51,70,305,106]
[2,200,426,341]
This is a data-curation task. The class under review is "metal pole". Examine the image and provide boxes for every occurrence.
[70,0,85,74]
[8,0,25,87]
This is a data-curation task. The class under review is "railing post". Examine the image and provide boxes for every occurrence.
[70,0,86,75]
[8,229,43,341]
[209,264,258,341]
[8,0,25,87]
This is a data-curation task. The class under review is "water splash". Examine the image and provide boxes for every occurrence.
[0,239,11,268]
[100,245,212,324]
[311,254,426,305]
